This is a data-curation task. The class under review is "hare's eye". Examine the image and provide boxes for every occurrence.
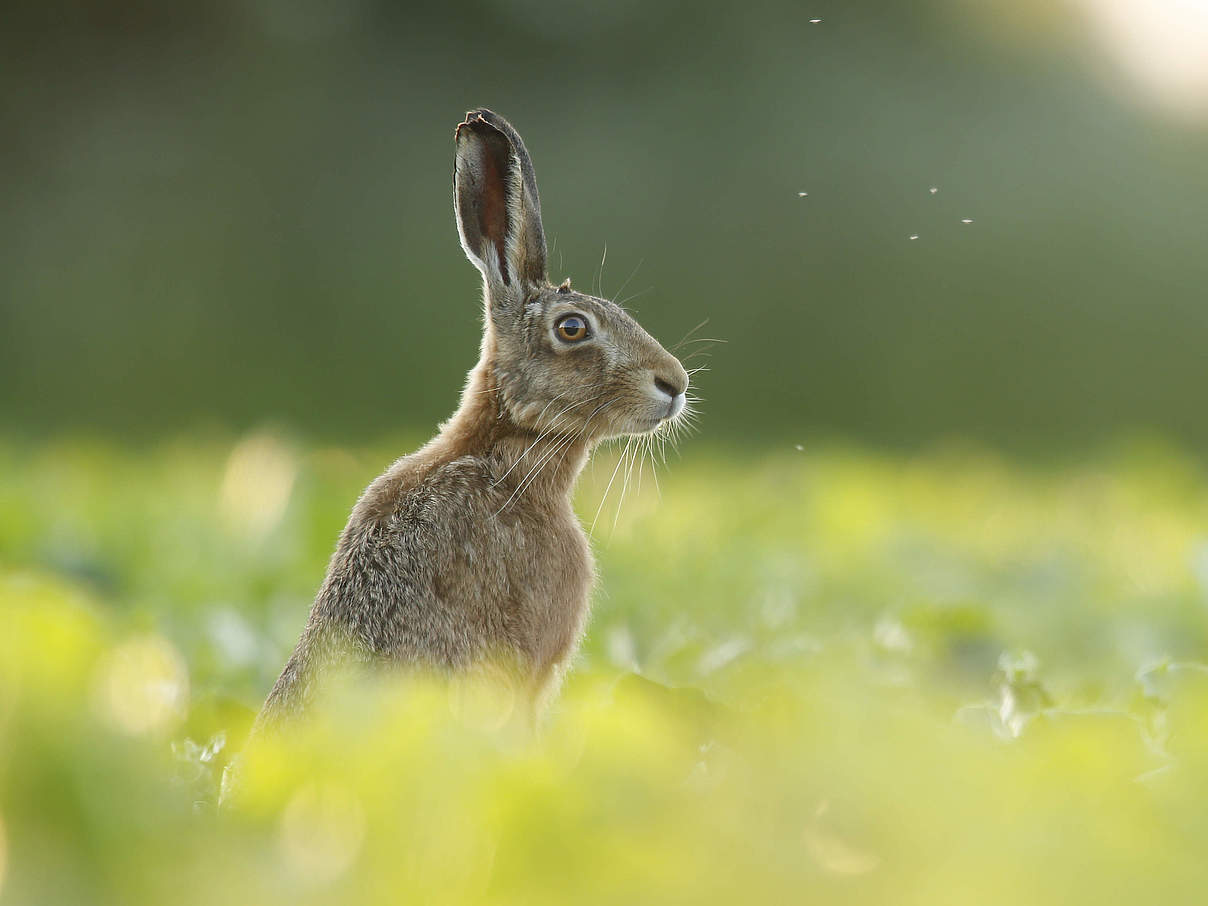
[555,314,590,343]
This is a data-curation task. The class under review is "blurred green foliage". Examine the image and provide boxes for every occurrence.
[3,0,1208,449]
[3,434,1208,903]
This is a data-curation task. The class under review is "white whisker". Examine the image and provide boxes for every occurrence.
[493,391,602,487]
[644,434,662,500]
[497,397,621,517]
[611,435,641,537]
[613,286,653,310]
[671,318,712,352]
[610,257,644,307]
[590,437,631,536]
[507,433,576,508]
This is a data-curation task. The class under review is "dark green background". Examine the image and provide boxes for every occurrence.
[4,0,1206,450]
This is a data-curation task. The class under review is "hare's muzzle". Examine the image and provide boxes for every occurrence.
[652,368,688,422]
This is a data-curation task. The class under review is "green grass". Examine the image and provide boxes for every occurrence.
[3,433,1208,904]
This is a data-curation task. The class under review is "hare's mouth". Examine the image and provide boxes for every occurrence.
[613,410,663,436]
[633,410,681,435]
[609,389,689,437]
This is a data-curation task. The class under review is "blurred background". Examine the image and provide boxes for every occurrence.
[4,0,1207,451]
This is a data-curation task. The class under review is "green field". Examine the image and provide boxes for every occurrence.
[3,434,1208,904]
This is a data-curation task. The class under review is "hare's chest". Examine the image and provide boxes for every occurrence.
[495,504,594,666]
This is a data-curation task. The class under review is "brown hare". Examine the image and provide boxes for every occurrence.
[254,109,690,732]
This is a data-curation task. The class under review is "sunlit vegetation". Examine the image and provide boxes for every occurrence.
[2,434,1208,904]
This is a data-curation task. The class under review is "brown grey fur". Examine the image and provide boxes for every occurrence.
[253,109,689,733]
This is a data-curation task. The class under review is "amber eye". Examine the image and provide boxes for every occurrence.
[555,314,590,343]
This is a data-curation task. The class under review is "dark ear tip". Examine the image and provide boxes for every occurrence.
[456,108,505,142]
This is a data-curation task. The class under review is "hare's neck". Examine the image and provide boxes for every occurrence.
[439,356,591,502]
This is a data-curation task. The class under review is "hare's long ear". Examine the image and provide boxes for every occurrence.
[454,109,548,303]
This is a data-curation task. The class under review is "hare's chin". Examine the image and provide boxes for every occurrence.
[629,414,671,435]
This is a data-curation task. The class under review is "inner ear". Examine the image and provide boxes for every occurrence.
[475,132,512,285]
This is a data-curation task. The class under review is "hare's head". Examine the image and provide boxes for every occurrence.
[454,109,689,442]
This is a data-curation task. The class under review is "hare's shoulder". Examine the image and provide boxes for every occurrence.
[341,449,591,577]
[314,457,496,659]
[331,453,527,596]
[337,452,495,559]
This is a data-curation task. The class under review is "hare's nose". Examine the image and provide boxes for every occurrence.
[654,375,687,399]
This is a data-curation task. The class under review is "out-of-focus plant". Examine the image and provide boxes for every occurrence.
[2,437,1208,904]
